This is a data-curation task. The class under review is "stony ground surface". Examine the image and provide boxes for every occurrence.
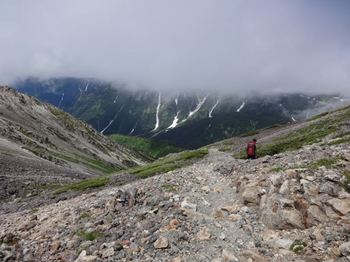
[1,141,350,261]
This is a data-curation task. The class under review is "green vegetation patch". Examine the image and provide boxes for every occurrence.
[328,136,350,146]
[77,230,103,241]
[161,184,177,192]
[54,152,120,174]
[54,148,208,194]
[269,166,284,173]
[307,158,338,169]
[110,134,182,159]
[54,176,109,194]
[218,145,232,152]
[253,119,338,157]
[129,148,208,178]
[235,105,350,158]
[289,240,307,253]
[78,212,91,220]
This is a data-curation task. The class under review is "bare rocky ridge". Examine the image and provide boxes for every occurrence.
[0,86,147,212]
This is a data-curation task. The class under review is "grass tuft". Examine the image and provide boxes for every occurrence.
[77,230,103,241]
[161,184,177,192]
[290,240,307,253]
[129,148,208,178]
[269,166,284,173]
[307,158,338,169]
[54,176,109,194]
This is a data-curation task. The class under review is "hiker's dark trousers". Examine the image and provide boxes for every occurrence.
[248,155,256,159]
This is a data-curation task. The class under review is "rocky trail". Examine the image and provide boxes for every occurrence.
[1,143,350,261]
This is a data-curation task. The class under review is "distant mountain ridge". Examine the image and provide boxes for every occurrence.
[16,77,348,148]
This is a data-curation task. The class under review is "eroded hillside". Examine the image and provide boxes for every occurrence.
[0,87,146,212]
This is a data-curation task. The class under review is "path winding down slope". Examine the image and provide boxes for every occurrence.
[1,141,350,261]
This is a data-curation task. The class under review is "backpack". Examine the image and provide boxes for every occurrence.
[247,142,256,156]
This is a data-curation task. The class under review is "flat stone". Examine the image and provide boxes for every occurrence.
[101,247,115,258]
[201,186,210,193]
[242,187,260,205]
[181,198,197,211]
[228,214,242,222]
[154,236,169,249]
[222,249,238,262]
[339,241,350,256]
[213,209,224,219]
[327,198,350,215]
[50,241,61,253]
[196,227,211,241]
[74,250,97,262]
[279,180,289,195]
[273,239,294,250]
[308,205,328,223]
[169,257,182,262]
[221,204,240,213]
[241,250,267,262]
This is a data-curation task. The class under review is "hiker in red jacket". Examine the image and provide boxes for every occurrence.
[247,139,257,159]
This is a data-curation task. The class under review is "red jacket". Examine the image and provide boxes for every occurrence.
[247,141,256,156]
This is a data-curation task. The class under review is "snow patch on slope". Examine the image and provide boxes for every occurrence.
[236,102,245,112]
[168,111,180,129]
[113,95,118,104]
[209,99,220,118]
[129,122,137,135]
[58,93,64,108]
[152,93,161,132]
[188,96,207,118]
[100,106,124,134]
[101,120,114,135]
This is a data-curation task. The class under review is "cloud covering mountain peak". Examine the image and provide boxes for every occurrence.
[1,0,350,95]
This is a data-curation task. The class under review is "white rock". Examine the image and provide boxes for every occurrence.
[74,250,97,262]
[181,198,197,211]
[279,180,289,195]
[201,186,210,193]
[101,247,114,258]
[272,239,294,250]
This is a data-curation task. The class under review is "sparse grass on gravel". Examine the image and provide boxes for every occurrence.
[54,153,120,174]
[77,230,103,241]
[53,148,208,193]
[269,166,284,173]
[307,158,338,169]
[161,184,177,192]
[110,134,182,159]
[129,148,208,178]
[235,105,350,158]
[54,176,109,194]
[256,120,338,157]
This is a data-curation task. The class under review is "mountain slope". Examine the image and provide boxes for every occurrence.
[1,99,350,261]
[109,134,182,159]
[16,77,348,148]
[0,86,147,211]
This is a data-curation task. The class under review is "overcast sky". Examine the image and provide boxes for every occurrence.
[0,0,349,95]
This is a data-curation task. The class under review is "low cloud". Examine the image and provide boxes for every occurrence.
[0,0,350,95]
